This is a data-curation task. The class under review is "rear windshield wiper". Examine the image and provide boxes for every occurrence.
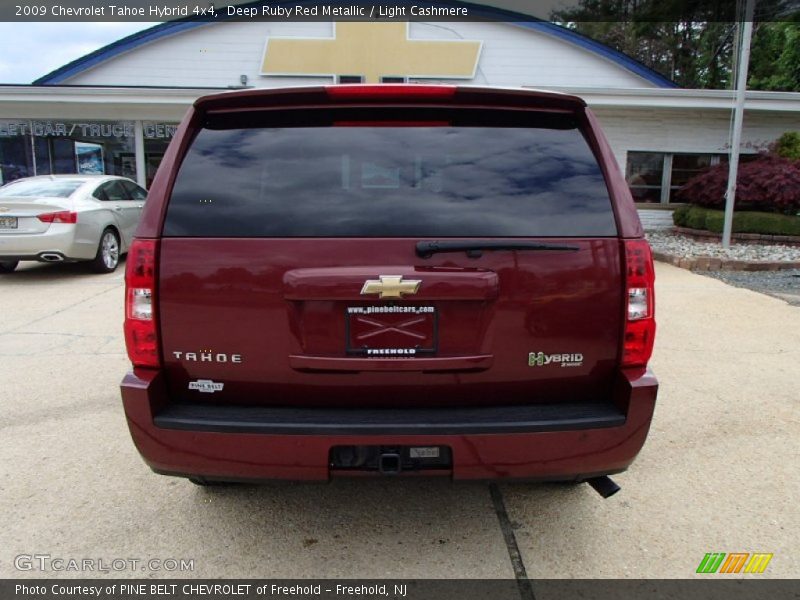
[416,240,581,259]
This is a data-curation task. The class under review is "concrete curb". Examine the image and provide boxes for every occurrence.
[652,250,800,272]
[673,226,800,247]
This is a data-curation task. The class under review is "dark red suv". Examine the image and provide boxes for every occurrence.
[121,85,657,491]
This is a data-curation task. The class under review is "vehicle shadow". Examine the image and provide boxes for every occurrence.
[165,477,590,578]
[1,257,127,282]
[496,479,639,578]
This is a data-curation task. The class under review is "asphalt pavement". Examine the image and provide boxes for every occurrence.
[0,260,797,579]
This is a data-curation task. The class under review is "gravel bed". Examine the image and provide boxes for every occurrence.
[646,230,800,305]
[703,269,800,307]
[646,231,800,262]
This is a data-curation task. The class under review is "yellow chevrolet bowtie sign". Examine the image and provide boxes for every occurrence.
[261,22,482,83]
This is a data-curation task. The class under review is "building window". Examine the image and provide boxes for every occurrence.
[626,152,665,203]
[0,119,135,185]
[626,151,754,204]
[337,75,363,84]
[143,122,179,188]
[381,76,406,83]
[669,154,719,202]
[0,135,33,185]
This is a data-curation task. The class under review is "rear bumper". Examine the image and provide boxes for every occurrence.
[0,225,94,261]
[120,369,658,481]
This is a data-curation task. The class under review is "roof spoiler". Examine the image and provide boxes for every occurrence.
[193,84,587,113]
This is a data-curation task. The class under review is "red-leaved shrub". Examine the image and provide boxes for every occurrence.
[676,154,800,214]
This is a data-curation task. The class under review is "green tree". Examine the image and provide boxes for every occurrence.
[749,22,800,91]
[773,131,800,160]
[550,0,800,91]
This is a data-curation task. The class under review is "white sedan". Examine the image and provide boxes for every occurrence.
[0,175,146,273]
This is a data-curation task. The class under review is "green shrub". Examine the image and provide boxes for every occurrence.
[704,211,724,233]
[672,206,800,236]
[686,206,709,230]
[775,131,800,161]
[672,205,708,229]
[672,205,691,227]
[734,211,800,236]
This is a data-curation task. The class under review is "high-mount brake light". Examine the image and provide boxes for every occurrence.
[124,239,160,368]
[37,211,77,224]
[622,239,656,368]
[325,84,456,101]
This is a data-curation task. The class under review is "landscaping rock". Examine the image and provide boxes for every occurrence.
[646,231,800,263]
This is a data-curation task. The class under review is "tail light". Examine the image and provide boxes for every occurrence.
[326,84,456,101]
[38,211,77,224]
[622,239,656,368]
[124,238,160,368]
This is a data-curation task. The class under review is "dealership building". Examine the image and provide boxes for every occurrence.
[1,4,799,209]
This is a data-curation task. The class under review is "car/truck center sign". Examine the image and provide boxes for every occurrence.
[0,121,176,138]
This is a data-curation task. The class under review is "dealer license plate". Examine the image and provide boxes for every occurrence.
[0,217,17,229]
[346,305,437,356]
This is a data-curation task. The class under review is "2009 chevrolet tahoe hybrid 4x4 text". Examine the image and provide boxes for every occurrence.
[120,85,657,491]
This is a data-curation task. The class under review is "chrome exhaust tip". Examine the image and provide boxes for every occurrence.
[39,253,64,262]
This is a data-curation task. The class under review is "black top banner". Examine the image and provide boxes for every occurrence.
[2,0,799,23]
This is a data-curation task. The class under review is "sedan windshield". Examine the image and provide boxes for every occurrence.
[0,179,85,198]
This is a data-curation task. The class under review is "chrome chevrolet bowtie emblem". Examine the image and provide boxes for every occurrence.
[360,275,421,299]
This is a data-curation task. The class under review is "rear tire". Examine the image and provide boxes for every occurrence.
[91,228,120,273]
[0,261,18,273]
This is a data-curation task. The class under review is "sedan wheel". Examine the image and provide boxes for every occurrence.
[91,229,120,273]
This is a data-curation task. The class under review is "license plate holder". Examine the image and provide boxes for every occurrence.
[0,217,17,229]
[330,445,452,471]
[345,305,437,357]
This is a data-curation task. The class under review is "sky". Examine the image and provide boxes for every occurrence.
[0,23,158,83]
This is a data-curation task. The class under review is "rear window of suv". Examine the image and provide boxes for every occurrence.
[164,108,616,238]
